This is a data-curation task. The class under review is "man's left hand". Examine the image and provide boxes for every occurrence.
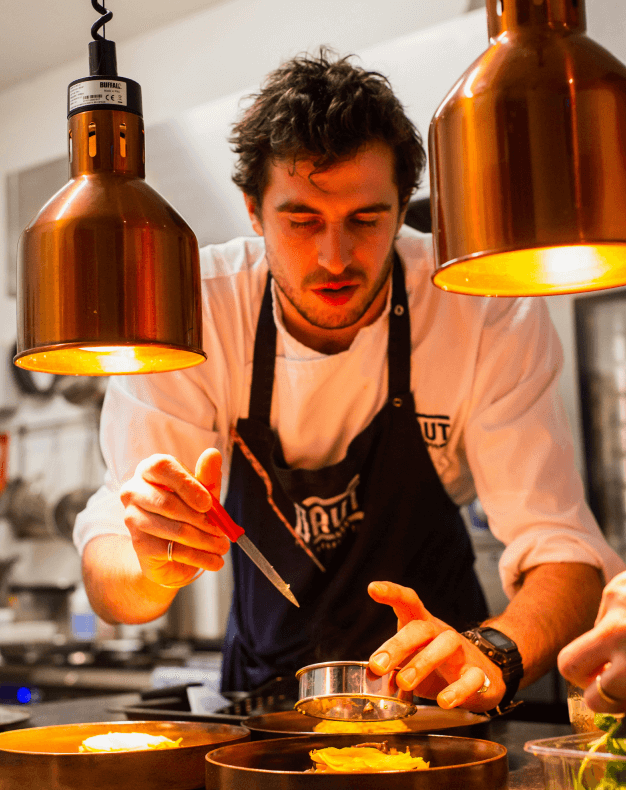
[367,581,506,712]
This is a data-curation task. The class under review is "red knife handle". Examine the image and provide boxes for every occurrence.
[207,491,245,542]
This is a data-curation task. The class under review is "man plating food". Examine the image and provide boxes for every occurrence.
[74,49,625,712]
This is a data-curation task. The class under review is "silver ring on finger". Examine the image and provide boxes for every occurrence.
[167,540,174,563]
[477,674,491,695]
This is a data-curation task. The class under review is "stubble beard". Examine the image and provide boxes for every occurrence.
[268,250,394,331]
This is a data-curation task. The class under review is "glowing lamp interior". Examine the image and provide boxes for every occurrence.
[432,244,626,297]
[13,344,205,375]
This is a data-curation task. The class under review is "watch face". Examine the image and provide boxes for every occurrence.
[480,628,516,652]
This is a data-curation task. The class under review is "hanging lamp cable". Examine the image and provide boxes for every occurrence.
[89,1,117,76]
[90,0,112,40]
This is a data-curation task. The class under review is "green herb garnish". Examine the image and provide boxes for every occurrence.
[575,714,626,789]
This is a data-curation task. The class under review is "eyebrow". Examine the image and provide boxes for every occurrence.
[275,200,393,214]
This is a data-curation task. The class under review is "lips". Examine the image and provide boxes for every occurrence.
[312,282,359,306]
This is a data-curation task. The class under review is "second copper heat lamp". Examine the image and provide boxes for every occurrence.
[430,0,626,296]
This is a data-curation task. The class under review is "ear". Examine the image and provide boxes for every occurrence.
[244,193,264,236]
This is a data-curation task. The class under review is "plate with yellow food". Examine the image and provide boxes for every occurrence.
[205,733,508,789]
[0,719,249,790]
[307,742,431,773]
[244,705,489,739]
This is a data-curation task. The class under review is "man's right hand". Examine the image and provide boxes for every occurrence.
[119,448,231,589]
[558,570,626,713]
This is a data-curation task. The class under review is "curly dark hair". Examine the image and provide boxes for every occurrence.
[230,48,426,210]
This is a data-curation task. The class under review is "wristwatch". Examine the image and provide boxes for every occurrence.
[461,626,524,716]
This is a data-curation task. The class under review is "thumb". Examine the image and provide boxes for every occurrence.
[195,448,223,499]
[368,581,430,629]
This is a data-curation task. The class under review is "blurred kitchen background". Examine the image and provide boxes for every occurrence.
[0,0,625,716]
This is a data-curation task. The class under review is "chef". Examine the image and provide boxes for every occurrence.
[74,49,625,714]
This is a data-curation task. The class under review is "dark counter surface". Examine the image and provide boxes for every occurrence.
[6,693,568,789]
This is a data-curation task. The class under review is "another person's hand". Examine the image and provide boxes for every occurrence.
[558,570,626,714]
[367,581,506,712]
[119,448,230,589]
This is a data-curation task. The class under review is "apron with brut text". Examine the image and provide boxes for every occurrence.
[221,253,488,691]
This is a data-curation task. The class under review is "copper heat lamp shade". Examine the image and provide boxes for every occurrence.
[429,0,626,296]
[15,53,205,375]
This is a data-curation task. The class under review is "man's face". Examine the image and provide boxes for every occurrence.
[244,141,406,353]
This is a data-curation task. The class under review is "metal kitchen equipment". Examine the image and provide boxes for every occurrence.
[52,417,101,541]
[204,733,509,789]
[0,425,54,539]
[0,719,249,790]
[295,661,416,721]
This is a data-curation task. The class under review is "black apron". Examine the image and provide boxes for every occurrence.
[221,253,488,692]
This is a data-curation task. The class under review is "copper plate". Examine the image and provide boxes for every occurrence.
[205,733,508,789]
[244,707,490,739]
[0,719,249,790]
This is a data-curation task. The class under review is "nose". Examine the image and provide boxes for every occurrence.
[317,223,351,274]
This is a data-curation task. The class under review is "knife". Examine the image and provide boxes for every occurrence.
[206,490,300,608]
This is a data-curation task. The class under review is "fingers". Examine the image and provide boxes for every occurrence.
[195,448,223,499]
[133,531,226,574]
[394,629,462,690]
[370,618,440,675]
[370,623,505,711]
[119,449,228,588]
[132,532,220,589]
[596,573,626,623]
[437,666,490,709]
[368,581,430,629]
[136,454,213,512]
[586,656,626,713]
[120,450,226,536]
[367,582,509,712]
[123,476,224,536]
[124,503,230,558]
[558,616,626,689]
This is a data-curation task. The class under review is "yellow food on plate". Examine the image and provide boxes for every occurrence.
[309,744,429,773]
[78,732,183,752]
[313,719,410,734]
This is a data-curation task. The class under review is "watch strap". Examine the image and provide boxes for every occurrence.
[462,627,524,715]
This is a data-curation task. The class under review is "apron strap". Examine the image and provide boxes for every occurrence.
[388,251,411,398]
[248,273,277,423]
[248,251,411,423]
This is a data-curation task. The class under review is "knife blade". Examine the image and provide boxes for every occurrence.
[207,491,299,608]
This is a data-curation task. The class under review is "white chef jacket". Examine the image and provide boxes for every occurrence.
[73,226,626,599]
